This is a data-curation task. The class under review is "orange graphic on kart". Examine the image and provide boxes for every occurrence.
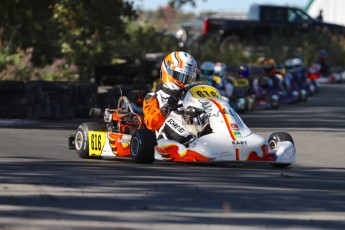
[108,133,131,157]
[155,145,213,162]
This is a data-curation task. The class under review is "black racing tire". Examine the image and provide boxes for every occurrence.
[27,81,44,104]
[39,80,70,92]
[0,93,31,105]
[0,81,27,93]
[268,132,294,168]
[0,105,33,119]
[130,129,157,164]
[270,96,280,109]
[74,122,104,159]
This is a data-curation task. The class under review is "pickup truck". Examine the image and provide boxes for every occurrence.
[176,4,345,51]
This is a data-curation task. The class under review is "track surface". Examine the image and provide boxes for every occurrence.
[0,83,344,230]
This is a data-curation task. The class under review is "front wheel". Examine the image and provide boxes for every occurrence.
[75,122,104,159]
[130,129,157,164]
[268,132,294,168]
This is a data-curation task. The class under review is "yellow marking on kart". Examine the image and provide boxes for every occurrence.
[235,78,249,87]
[88,131,106,156]
[190,85,221,99]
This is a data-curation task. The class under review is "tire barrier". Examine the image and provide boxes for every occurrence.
[0,80,98,119]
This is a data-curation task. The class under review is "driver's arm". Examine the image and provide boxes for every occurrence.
[143,94,167,130]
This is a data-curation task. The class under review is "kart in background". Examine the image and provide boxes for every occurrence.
[252,77,280,109]
[308,63,345,84]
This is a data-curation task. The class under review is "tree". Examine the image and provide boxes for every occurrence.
[0,0,138,81]
[168,0,202,9]
[0,0,207,82]
[0,0,58,65]
[52,0,137,81]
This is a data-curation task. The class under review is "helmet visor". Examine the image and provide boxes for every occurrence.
[172,70,195,85]
[201,69,214,76]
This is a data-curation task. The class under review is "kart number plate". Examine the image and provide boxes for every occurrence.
[88,131,106,156]
[190,85,221,99]
[235,78,249,87]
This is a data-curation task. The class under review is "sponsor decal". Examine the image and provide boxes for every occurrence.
[233,131,241,137]
[201,101,213,113]
[231,123,239,130]
[167,118,185,134]
[119,136,131,145]
[211,151,235,158]
[232,140,247,147]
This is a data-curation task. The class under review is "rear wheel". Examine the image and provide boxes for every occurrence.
[75,122,104,159]
[268,132,294,168]
[130,129,157,164]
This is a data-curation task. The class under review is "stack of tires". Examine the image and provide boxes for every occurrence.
[0,80,98,119]
[65,82,98,118]
[0,81,36,119]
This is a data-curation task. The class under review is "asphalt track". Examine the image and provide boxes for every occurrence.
[0,83,344,230]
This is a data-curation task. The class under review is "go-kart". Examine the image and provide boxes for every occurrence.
[308,62,344,84]
[231,77,255,113]
[252,77,280,110]
[68,84,296,168]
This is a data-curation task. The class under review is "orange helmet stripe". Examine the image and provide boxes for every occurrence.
[174,52,183,68]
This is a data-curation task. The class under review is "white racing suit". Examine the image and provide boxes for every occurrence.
[143,85,196,144]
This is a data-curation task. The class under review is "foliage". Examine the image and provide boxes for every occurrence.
[0,0,59,65]
[258,30,345,67]
[0,46,33,81]
[184,29,345,68]
[32,58,79,81]
[0,0,138,82]
[0,0,344,83]
[125,21,179,56]
[169,0,205,9]
[0,46,79,81]
[52,0,137,81]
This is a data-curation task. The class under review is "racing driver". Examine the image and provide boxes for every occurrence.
[143,51,198,145]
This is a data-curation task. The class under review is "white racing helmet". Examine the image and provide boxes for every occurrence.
[200,61,215,79]
[292,58,303,72]
[285,59,294,73]
[161,51,197,91]
[214,62,227,77]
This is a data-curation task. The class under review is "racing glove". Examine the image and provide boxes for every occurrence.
[161,94,179,117]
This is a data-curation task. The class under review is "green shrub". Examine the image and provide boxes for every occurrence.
[187,30,345,68]
[0,46,79,81]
